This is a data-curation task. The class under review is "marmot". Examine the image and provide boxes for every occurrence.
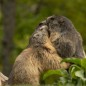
[37,15,85,58]
[8,25,69,85]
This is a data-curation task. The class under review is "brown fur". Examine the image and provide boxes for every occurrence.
[8,25,69,85]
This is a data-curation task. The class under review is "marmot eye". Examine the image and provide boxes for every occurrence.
[39,23,43,26]
[50,17,55,20]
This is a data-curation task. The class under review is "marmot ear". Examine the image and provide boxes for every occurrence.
[59,17,64,23]
[58,18,65,28]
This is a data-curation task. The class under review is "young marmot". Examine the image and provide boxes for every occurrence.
[8,25,69,85]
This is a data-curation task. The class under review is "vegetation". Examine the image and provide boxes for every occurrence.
[42,58,86,86]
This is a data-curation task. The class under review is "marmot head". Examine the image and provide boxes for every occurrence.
[46,15,75,31]
[29,25,49,46]
[45,15,76,42]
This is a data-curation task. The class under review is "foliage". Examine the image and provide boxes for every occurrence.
[42,58,86,86]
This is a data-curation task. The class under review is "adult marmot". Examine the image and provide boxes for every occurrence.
[8,25,69,85]
[38,15,85,58]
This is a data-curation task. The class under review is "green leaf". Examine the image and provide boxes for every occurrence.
[81,58,86,70]
[69,65,82,79]
[43,69,68,80]
[62,58,81,66]
[75,70,86,81]
[42,69,69,84]
[59,77,67,84]
[76,79,83,86]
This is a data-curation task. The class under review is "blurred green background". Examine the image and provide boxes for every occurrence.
[0,0,86,76]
